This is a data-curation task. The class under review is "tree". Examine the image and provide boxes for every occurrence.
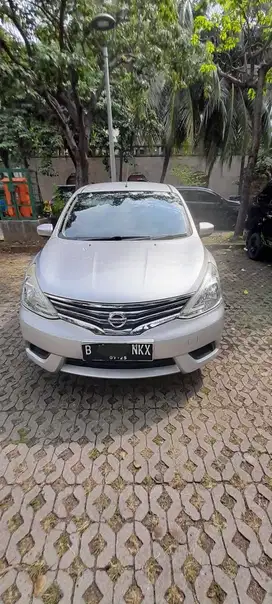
[0,41,62,168]
[0,0,180,188]
[92,68,160,180]
[155,0,272,194]
[150,41,210,182]
[0,92,63,170]
[192,0,272,235]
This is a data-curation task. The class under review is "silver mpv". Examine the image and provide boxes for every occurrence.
[20,182,224,379]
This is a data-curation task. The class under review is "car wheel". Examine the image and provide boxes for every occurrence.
[247,232,264,260]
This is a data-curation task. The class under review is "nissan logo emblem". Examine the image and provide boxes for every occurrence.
[108,312,127,329]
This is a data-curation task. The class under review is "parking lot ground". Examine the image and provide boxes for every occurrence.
[0,249,271,604]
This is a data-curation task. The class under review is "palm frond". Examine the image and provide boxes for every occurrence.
[220,83,235,166]
[149,74,166,114]
[236,88,251,155]
[201,72,226,132]
[177,87,194,144]
[178,0,194,30]
[160,87,178,147]
[261,95,272,150]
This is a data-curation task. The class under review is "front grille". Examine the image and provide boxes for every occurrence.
[66,358,175,370]
[47,294,191,334]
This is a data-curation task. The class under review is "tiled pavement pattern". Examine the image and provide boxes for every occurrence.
[0,249,272,604]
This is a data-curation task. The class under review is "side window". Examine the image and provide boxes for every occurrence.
[195,191,218,203]
[178,189,198,202]
[179,189,218,203]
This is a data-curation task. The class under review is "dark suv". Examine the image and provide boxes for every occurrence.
[176,186,239,231]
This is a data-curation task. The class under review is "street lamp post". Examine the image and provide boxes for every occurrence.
[91,13,117,182]
[102,45,117,182]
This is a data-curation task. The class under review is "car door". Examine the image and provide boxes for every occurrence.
[178,188,236,231]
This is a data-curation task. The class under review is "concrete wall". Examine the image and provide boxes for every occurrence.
[29,155,241,201]
[1,219,46,244]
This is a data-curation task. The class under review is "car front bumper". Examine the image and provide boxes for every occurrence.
[20,303,224,379]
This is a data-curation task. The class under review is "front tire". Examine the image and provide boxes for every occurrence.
[247,232,264,260]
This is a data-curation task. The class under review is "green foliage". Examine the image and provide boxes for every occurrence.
[248,89,256,101]
[0,0,270,205]
[51,188,66,216]
[0,0,180,185]
[199,63,216,74]
[0,62,62,171]
[254,149,272,179]
[266,69,272,85]
[188,0,272,194]
[171,164,207,186]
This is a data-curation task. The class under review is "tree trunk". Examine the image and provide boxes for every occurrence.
[238,154,245,197]
[75,120,89,189]
[44,91,89,189]
[207,158,216,186]
[234,67,267,238]
[119,147,123,181]
[160,146,172,183]
[75,154,89,190]
[0,149,10,168]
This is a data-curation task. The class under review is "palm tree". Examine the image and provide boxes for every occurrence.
[200,73,272,189]
[155,82,201,183]
[153,48,271,186]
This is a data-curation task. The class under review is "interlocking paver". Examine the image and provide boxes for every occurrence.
[0,249,272,602]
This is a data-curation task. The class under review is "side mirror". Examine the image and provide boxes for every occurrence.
[37,223,53,237]
[199,222,214,238]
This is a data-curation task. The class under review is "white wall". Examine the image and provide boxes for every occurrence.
[29,155,241,201]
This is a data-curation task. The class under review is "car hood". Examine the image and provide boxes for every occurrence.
[37,236,207,303]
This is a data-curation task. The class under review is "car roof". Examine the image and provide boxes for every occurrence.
[79,182,173,194]
[176,185,216,193]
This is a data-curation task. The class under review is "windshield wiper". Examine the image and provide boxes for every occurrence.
[153,233,188,240]
[80,236,152,241]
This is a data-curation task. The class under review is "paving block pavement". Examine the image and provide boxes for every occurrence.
[0,249,271,603]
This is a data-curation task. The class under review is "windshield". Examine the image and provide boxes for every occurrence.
[60,191,191,240]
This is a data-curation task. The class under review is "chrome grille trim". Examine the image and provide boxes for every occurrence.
[47,293,192,335]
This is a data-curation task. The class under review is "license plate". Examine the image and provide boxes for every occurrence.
[82,343,153,362]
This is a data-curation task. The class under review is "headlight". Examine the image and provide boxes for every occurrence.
[180,263,222,318]
[22,263,58,319]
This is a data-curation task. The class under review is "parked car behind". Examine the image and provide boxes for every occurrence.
[176,186,239,231]
[20,182,224,380]
[244,180,272,260]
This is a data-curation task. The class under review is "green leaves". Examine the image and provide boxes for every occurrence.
[0,0,270,191]
[200,63,216,74]
[248,88,256,101]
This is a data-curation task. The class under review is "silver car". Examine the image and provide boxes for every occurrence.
[20,182,224,379]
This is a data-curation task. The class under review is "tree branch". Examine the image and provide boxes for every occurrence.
[45,92,78,163]
[59,0,67,50]
[217,67,257,89]
[58,92,78,127]
[37,3,59,29]
[92,53,135,107]
[251,33,272,59]
[6,0,32,57]
[0,34,30,74]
